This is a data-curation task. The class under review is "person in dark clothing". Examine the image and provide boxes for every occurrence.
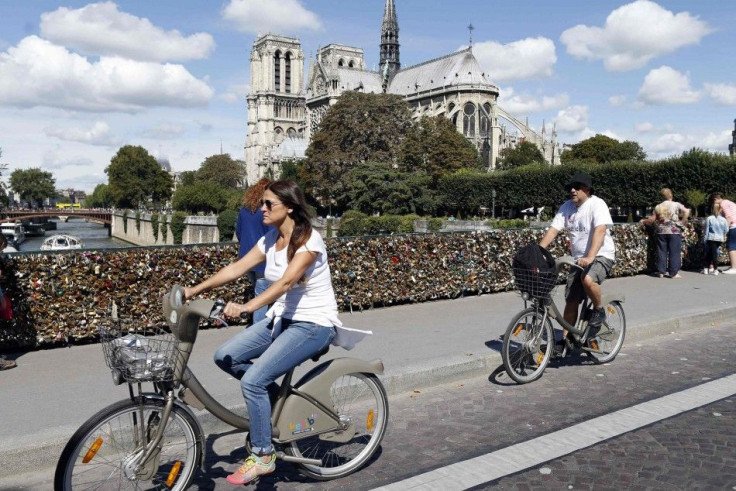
[235,178,272,323]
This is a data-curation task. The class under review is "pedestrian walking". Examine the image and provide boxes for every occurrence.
[0,234,16,371]
[710,193,736,274]
[235,178,272,323]
[701,198,728,275]
[640,188,690,279]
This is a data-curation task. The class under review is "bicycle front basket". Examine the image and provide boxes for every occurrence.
[99,324,180,383]
[513,267,558,300]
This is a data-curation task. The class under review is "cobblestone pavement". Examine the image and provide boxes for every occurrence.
[3,321,735,490]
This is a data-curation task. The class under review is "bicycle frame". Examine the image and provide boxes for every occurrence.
[122,286,384,473]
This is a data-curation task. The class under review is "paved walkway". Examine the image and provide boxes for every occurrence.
[0,270,734,477]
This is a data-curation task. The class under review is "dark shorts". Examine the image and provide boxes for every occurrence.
[565,257,614,304]
[728,228,736,252]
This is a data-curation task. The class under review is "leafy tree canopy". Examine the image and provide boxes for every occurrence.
[302,92,413,205]
[9,167,57,207]
[179,171,197,187]
[399,115,480,181]
[86,183,113,208]
[172,181,230,214]
[106,145,173,208]
[196,153,244,189]
[496,141,545,170]
[561,134,646,164]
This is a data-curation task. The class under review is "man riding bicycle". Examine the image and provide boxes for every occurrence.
[539,172,616,357]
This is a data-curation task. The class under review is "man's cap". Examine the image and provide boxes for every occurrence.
[565,172,592,189]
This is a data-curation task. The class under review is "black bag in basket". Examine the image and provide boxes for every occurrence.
[512,244,556,298]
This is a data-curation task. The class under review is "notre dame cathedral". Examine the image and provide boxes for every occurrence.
[244,0,560,185]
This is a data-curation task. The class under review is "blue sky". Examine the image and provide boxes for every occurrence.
[1,0,734,192]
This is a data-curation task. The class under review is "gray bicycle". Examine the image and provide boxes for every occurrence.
[54,285,388,489]
[501,256,626,384]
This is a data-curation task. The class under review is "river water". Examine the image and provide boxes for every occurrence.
[19,219,131,252]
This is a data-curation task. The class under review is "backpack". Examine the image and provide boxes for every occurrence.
[512,244,557,298]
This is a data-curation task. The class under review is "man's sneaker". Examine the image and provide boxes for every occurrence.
[554,338,569,358]
[0,358,17,370]
[588,307,606,329]
[723,269,736,275]
[226,452,276,485]
[708,268,715,275]
[713,269,720,276]
[701,268,709,275]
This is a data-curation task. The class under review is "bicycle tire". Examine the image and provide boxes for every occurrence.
[285,372,389,480]
[54,397,201,491]
[502,307,554,384]
[587,301,626,364]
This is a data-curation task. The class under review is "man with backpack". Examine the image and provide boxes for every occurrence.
[539,173,616,356]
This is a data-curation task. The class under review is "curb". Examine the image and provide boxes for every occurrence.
[3,305,735,480]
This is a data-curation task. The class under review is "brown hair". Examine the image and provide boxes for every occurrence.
[660,188,673,201]
[265,180,313,262]
[0,235,6,250]
[242,178,271,212]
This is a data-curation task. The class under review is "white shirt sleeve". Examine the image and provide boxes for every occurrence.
[592,198,613,227]
[550,205,566,231]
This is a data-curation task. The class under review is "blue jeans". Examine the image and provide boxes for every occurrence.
[213,318,335,454]
[246,272,269,323]
[656,233,682,276]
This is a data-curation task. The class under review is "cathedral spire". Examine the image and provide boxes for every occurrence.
[380,0,400,85]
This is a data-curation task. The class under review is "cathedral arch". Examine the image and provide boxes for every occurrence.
[285,52,292,93]
[274,50,282,92]
[463,102,476,137]
[287,127,297,137]
[274,126,285,143]
[338,58,345,67]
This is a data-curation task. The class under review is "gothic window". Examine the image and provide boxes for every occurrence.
[338,58,345,67]
[285,52,292,93]
[287,128,297,137]
[348,60,354,68]
[480,104,490,137]
[463,103,476,137]
[274,127,284,143]
[274,50,281,92]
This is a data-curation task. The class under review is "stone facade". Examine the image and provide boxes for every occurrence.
[244,1,561,184]
[730,119,736,156]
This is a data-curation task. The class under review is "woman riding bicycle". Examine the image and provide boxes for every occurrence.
[184,180,339,485]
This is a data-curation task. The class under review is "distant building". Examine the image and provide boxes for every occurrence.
[244,0,560,185]
[730,119,736,156]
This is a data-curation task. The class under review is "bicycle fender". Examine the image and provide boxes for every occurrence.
[141,394,207,470]
[274,358,384,443]
[602,293,625,304]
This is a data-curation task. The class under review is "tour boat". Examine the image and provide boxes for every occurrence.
[1,222,26,247]
[40,234,84,251]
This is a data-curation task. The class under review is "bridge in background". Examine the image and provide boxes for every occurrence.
[0,209,112,225]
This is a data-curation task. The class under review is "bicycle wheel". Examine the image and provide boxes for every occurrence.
[502,307,554,384]
[286,373,388,480]
[587,301,626,364]
[55,397,201,491]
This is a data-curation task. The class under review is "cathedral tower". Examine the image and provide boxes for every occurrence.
[380,0,400,84]
[244,34,306,184]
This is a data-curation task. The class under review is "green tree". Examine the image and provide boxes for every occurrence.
[683,189,707,217]
[179,171,197,187]
[106,145,173,208]
[400,115,480,182]
[86,183,113,208]
[302,92,412,206]
[496,141,545,170]
[561,134,646,164]
[196,154,244,189]
[0,148,8,208]
[172,181,229,214]
[9,168,57,208]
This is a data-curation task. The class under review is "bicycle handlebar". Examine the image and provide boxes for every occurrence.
[555,255,585,273]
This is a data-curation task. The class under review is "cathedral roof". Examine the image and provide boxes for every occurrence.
[335,67,384,94]
[388,48,498,96]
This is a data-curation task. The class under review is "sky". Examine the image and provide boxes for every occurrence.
[1,0,735,193]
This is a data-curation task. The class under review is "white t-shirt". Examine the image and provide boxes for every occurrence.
[550,195,616,261]
[257,229,339,327]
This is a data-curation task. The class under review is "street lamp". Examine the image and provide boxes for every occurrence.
[491,189,496,219]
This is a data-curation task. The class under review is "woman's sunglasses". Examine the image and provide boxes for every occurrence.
[260,199,282,210]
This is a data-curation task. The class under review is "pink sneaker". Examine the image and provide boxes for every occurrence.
[226,452,276,485]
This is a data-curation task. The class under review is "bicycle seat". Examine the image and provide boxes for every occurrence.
[311,345,330,362]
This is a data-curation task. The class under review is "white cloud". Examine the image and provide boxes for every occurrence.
[608,95,627,107]
[472,37,556,82]
[140,123,187,139]
[554,105,589,133]
[638,66,701,105]
[222,0,322,34]
[704,83,736,105]
[497,87,568,114]
[219,84,250,103]
[647,130,731,155]
[0,36,214,112]
[635,121,675,133]
[45,121,122,146]
[41,150,96,171]
[40,2,214,62]
[560,0,712,71]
